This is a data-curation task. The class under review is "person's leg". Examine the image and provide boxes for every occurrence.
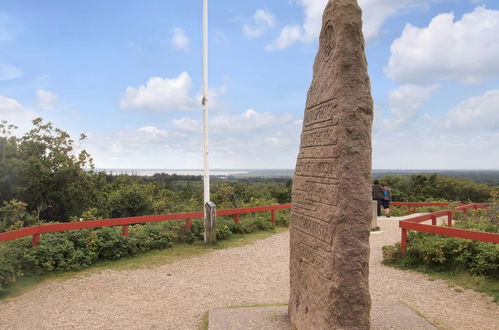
[377,199,382,216]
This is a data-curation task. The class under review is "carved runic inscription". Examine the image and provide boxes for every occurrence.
[322,21,334,61]
[288,1,373,329]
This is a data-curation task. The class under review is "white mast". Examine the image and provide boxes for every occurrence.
[202,0,210,207]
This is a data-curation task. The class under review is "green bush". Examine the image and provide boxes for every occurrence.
[383,231,499,277]
[0,240,28,291]
[216,223,232,240]
[0,211,287,293]
[382,243,403,264]
[275,211,290,226]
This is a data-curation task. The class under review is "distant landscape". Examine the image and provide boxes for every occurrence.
[100,168,499,185]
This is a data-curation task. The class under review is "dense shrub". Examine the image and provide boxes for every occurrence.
[383,203,499,278]
[216,223,232,240]
[0,239,28,292]
[0,211,290,293]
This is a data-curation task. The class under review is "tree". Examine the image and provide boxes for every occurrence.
[0,118,96,221]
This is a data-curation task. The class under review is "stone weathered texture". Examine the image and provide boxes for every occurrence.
[372,201,378,229]
[288,0,373,329]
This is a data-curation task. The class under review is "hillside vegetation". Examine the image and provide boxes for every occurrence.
[1,118,498,296]
[1,118,497,231]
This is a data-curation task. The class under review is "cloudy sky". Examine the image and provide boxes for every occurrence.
[1,0,498,170]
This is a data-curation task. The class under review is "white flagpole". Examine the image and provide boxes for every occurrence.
[202,0,210,207]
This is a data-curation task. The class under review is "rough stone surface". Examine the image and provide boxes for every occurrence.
[372,201,378,229]
[289,0,373,329]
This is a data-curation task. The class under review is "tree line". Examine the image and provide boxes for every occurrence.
[0,118,496,232]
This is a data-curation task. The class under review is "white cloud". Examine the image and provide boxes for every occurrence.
[211,108,293,131]
[373,129,499,169]
[170,28,190,51]
[167,109,300,168]
[265,26,303,50]
[266,0,325,50]
[254,9,276,27]
[0,95,37,128]
[243,9,276,38]
[86,126,183,168]
[0,63,22,80]
[120,72,195,112]
[444,89,499,131]
[266,0,431,50]
[138,126,168,137]
[173,117,200,133]
[382,84,439,129]
[385,6,499,84]
[36,89,59,111]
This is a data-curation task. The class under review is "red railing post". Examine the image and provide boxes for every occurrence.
[407,205,411,215]
[185,218,192,232]
[413,205,417,214]
[431,215,437,226]
[234,214,240,224]
[32,233,40,247]
[122,225,129,238]
[401,229,407,254]
[271,210,276,225]
[447,211,452,227]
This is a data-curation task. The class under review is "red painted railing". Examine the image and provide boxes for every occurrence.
[391,201,451,215]
[399,203,498,254]
[0,204,292,247]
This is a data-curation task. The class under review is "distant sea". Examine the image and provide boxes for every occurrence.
[97,168,499,184]
[98,168,293,177]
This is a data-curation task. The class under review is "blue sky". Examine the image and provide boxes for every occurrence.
[1,0,498,169]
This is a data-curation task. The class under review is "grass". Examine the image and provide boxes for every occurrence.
[198,312,209,330]
[0,227,289,301]
[385,263,499,303]
[425,271,499,303]
[399,302,445,330]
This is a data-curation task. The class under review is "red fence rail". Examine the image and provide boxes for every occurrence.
[0,204,292,247]
[3,201,497,252]
[391,201,452,215]
[398,203,498,254]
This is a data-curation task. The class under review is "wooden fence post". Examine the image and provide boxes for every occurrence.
[122,225,129,238]
[401,229,407,254]
[185,218,192,232]
[32,233,41,247]
[271,210,276,225]
[204,202,217,244]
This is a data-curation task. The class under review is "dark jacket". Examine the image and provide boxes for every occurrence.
[372,184,384,200]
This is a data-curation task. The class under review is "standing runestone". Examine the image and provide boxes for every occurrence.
[288,0,373,329]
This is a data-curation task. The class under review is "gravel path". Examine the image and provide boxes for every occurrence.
[0,218,498,329]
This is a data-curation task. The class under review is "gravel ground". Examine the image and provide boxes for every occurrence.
[0,217,498,329]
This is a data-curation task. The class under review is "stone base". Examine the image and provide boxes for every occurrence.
[208,301,437,330]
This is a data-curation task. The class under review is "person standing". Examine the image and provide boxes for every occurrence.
[382,184,392,217]
[372,179,384,217]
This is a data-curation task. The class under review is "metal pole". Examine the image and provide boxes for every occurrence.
[202,0,211,243]
[202,0,210,206]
